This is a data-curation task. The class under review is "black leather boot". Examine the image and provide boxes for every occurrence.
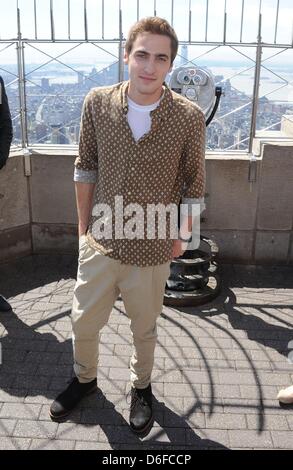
[50,377,97,420]
[0,295,12,312]
[129,384,153,434]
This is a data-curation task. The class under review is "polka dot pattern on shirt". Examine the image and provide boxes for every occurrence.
[75,81,206,267]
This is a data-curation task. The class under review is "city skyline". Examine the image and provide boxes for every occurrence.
[1,0,292,151]
[3,59,291,151]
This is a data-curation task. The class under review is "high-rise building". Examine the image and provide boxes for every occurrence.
[77,71,84,85]
[179,44,188,65]
[50,125,69,144]
[41,78,50,92]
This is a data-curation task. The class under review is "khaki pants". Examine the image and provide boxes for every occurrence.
[71,235,171,389]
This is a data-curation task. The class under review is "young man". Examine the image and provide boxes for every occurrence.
[50,17,206,434]
[0,76,13,312]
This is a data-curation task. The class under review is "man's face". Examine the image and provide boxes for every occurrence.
[124,32,173,99]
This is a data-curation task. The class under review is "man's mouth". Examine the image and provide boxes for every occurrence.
[139,76,156,81]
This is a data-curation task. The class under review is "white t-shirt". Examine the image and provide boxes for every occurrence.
[127,96,161,142]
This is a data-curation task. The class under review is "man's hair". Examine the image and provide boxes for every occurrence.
[125,17,178,65]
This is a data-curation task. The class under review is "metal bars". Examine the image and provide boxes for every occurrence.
[6,0,291,46]
[1,0,292,152]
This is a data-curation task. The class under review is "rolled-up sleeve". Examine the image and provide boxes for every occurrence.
[74,90,99,173]
[182,107,206,200]
[73,167,98,183]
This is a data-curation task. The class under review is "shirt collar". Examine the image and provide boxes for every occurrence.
[121,80,173,122]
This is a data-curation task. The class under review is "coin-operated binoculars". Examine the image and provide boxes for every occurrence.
[164,66,223,307]
[169,66,222,125]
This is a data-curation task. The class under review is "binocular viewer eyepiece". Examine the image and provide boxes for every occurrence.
[169,65,220,122]
[176,68,208,87]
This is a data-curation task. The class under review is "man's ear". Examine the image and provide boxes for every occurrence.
[124,52,129,65]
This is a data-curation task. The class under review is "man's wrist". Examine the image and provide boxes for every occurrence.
[78,224,88,237]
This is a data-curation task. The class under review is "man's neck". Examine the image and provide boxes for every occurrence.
[127,82,164,106]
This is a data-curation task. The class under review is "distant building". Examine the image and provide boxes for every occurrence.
[94,62,119,86]
[234,128,242,149]
[225,79,232,92]
[179,44,188,65]
[77,71,84,85]
[214,75,224,83]
[48,106,65,127]
[41,78,50,92]
[89,67,98,80]
[35,122,48,143]
[74,124,80,143]
[51,124,69,144]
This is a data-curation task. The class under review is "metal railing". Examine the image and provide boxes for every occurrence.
[1,0,290,45]
[0,0,292,153]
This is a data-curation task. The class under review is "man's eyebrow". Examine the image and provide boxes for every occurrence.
[135,50,170,59]
[156,53,170,59]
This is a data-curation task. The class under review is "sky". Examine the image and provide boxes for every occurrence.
[0,0,292,65]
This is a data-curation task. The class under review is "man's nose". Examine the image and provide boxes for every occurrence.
[144,59,156,74]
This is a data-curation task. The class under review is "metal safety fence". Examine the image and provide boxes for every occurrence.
[0,0,292,152]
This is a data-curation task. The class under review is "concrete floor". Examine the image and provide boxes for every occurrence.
[0,254,292,449]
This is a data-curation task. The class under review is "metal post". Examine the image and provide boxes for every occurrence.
[21,42,28,147]
[68,0,71,39]
[102,0,105,39]
[223,0,227,44]
[249,13,262,153]
[50,0,55,41]
[205,0,209,42]
[240,0,244,43]
[84,0,88,41]
[34,0,37,39]
[16,8,28,148]
[118,9,124,82]
[188,6,192,43]
[16,7,33,252]
[274,0,279,44]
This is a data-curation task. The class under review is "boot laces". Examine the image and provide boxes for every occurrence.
[128,387,150,411]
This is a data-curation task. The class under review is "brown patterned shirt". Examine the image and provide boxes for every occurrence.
[74,80,206,266]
